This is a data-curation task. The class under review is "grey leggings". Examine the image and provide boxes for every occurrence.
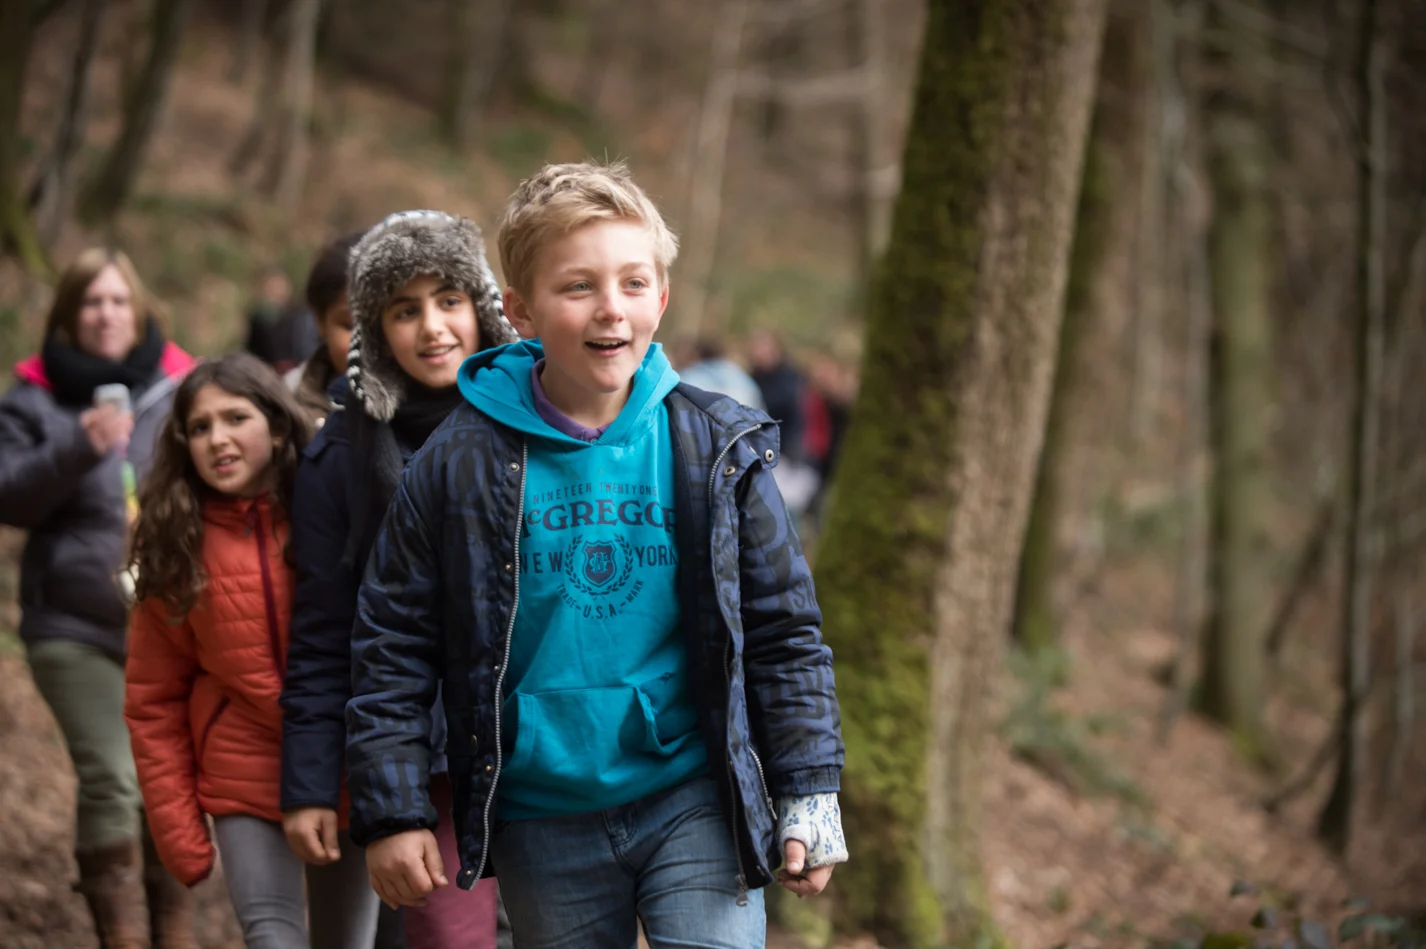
[213,814,379,949]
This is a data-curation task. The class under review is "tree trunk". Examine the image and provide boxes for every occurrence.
[230,25,283,177]
[81,0,192,223]
[815,1,1107,945]
[844,0,885,313]
[1011,122,1107,657]
[1318,0,1384,855]
[29,0,108,247]
[0,0,48,275]
[271,0,321,209]
[439,0,512,149]
[678,0,748,339]
[1159,0,1213,742]
[1198,0,1273,763]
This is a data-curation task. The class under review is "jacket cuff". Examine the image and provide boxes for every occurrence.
[280,796,341,813]
[776,792,848,868]
[769,765,840,798]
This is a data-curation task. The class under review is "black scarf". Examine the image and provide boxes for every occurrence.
[343,380,466,568]
[41,320,166,406]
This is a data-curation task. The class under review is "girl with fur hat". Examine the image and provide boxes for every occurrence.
[279,211,515,949]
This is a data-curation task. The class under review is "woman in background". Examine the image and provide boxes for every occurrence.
[0,248,196,949]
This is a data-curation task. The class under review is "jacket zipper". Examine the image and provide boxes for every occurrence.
[471,441,527,884]
[250,505,286,680]
[196,695,230,760]
[708,422,766,901]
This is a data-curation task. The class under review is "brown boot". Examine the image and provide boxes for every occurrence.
[141,820,200,949]
[75,839,150,949]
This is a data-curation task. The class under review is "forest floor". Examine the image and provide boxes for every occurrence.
[2,523,1421,949]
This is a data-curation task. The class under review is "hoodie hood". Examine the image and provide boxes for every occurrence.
[345,210,518,423]
[458,340,680,447]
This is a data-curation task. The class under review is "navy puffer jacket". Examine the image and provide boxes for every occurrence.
[279,377,449,812]
[345,385,844,894]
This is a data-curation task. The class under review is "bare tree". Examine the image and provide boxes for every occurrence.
[1318,0,1387,854]
[678,0,748,338]
[231,0,271,84]
[1198,0,1275,763]
[844,0,886,305]
[815,0,1107,944]
[82,0,193,223]
[272,0,321,209]
[439,0,513,149]
[29,0,109,247]
[0,0,48,274]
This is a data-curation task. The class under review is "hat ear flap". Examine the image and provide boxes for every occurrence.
[346,322,401,422]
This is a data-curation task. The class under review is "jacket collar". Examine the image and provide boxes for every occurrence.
[13,342,195,393]
[201,492,277,531]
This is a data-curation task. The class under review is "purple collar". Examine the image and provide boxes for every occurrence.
[531,360,609,442]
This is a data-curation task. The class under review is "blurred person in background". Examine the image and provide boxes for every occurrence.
[0,248,196,949]
[244,267,320,375]
[285,234,362,427]
[747,328,804,461]
[747,328,818,520]
[669,336,765,409]
[804,352,857,523]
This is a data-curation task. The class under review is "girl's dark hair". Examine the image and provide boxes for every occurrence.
[130,353,314,615]
[305,233,363,319]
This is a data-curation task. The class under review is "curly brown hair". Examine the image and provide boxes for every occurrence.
[130,353,314,615]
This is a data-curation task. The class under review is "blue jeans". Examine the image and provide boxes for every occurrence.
[489,777,766,949]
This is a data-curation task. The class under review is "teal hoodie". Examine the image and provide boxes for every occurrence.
[457,340,707,819]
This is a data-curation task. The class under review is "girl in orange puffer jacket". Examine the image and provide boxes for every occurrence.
[123,353,381,949]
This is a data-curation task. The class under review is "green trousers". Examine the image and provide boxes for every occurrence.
[26,639,142,851]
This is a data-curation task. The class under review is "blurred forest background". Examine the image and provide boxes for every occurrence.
[0,1,1424,948]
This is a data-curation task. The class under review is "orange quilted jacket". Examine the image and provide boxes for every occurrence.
[124,494,310,886]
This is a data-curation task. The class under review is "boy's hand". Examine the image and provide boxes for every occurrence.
[366,829,447,908]
[282,807,341,865]
[777,839,834,898]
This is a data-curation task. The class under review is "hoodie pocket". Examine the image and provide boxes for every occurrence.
[503,686,644,784]
[634,672,699,753]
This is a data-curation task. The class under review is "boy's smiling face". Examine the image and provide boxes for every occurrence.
[505,220,669,427]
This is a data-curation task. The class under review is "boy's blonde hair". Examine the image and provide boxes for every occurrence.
[498,161,679,293]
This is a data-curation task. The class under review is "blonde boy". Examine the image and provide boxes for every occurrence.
[346,162,847,947]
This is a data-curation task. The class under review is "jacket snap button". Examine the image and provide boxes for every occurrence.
[723,464,737,477]
[504,563,513,572]
[484,764,494,774]
[764,449,775,462]
[509,461,520,472]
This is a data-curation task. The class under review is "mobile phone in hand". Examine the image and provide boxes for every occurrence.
[93,383,132,414]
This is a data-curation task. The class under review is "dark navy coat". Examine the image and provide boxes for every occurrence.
[279,378,448,812]
[345,385,844,893]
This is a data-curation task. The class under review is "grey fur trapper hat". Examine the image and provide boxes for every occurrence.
[345,209,518,421]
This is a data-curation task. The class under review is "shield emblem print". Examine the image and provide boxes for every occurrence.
[583,541,617,587]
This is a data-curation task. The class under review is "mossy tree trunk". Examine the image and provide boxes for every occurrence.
[81,0,192,224]
[0,0,49,276]
[815,1,1107,946]
[1198,0,1273,762]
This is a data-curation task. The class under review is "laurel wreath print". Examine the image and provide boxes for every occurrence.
[564,534,636,598]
